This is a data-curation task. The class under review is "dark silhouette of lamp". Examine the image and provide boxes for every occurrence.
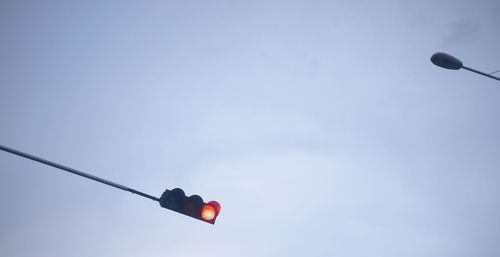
[431,52,500,82]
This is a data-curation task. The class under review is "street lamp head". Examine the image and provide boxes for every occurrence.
[431,52,463,70]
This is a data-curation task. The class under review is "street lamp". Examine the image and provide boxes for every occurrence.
[431,52,500,82]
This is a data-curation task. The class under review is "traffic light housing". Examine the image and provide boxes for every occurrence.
[159,188,221,224]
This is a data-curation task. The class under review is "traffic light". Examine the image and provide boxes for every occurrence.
[0,144,224,225]
[159,188,221,224]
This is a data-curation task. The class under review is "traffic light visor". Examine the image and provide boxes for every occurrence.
[207,201,221,214]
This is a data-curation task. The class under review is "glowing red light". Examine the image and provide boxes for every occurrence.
[201,204,216,221]
[207,201,221,214]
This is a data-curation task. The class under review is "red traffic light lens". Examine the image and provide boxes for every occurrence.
[201,204,216,221]
[207,201,221,214]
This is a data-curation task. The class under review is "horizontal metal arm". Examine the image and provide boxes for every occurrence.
[463,66,500,81]
[0,144,159,201]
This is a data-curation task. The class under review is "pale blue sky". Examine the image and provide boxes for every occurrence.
[1,1,500,256]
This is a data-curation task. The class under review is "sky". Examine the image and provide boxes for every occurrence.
[1,0,500,256]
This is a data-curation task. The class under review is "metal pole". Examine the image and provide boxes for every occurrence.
[0,144,159,202]
[463,66,500,82]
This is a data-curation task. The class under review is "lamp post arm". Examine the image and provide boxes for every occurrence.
[462,66,500,81]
